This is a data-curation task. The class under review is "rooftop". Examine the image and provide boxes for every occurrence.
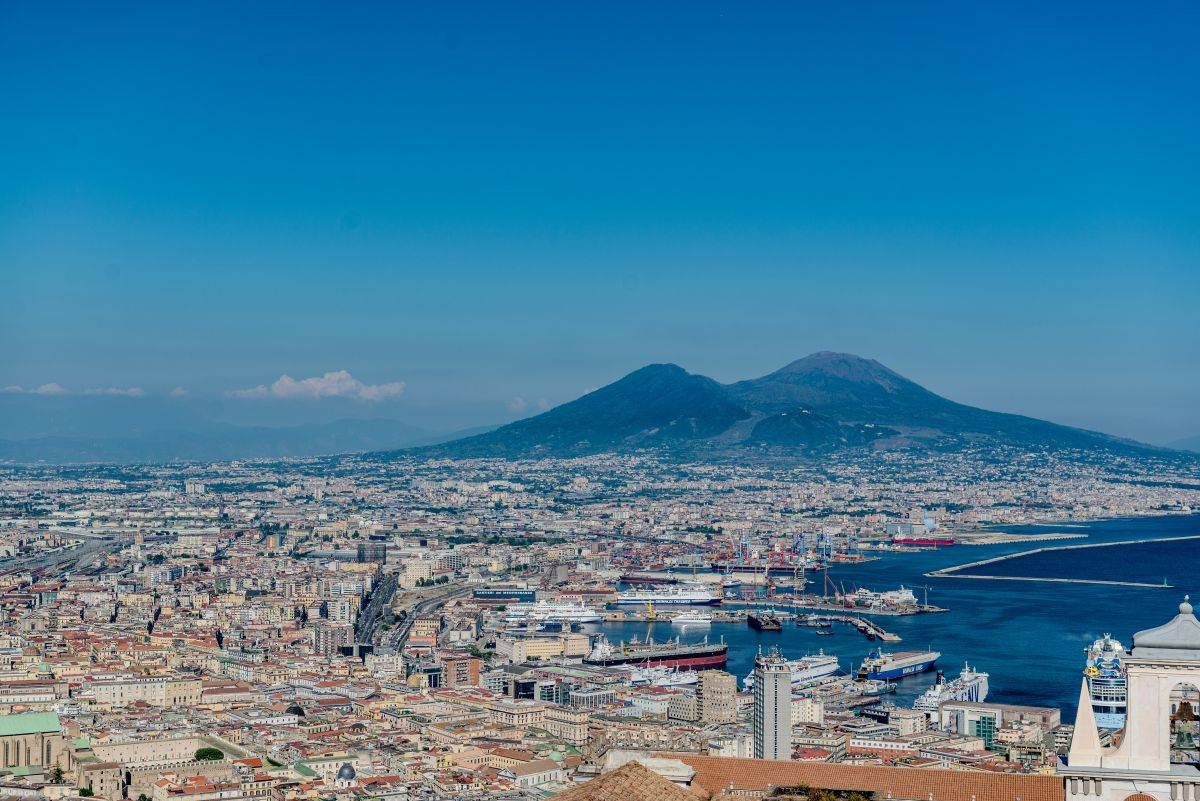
[0,712,61,738]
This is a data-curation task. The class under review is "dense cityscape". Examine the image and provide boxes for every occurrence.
[2,449,1198,799]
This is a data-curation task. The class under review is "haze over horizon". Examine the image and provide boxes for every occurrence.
[3,1,1198,446]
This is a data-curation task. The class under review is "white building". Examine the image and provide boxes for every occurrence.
[1063,597,1200,801]
[753,648,791,760]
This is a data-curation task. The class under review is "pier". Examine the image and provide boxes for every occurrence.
[925,534,1200,587]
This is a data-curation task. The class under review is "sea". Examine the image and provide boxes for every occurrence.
[598,512,1200,719]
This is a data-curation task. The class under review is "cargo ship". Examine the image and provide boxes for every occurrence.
[583,635,728,669]
[748,611,783,631]
[891,536,955,546]
[855,648,940,680]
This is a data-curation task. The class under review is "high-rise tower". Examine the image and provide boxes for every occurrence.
[753,647,791,760]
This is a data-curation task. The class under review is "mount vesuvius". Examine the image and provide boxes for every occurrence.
[399,352,1163,459]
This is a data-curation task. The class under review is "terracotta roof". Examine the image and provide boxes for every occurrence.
[659,755,1064,801]
[555,762,696,801]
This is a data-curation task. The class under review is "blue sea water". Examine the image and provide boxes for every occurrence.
[600,513,1200,719]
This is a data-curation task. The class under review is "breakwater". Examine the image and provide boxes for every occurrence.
[925,534,1200,587]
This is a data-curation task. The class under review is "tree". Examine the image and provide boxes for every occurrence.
[78,788,94,797]
[49,765,64,783]
[194,747,224,761]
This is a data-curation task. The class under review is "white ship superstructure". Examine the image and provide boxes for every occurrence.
[503,600,602,624]
[913,663,989,716]
[743,650,840,690]
[616,581,721,606]
[1084,633,1127,729]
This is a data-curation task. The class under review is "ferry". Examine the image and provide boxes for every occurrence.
[1084,633,1127,729]
[616,581,722,606]
[856,648,940,681]
[743,650,840,690]
[503,600,602,625]
[913,663,989,715]
[671,610,713,627]
[627,665,700,687]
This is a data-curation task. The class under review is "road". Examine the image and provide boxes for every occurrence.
[383,583,473,650]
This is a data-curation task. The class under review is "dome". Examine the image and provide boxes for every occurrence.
[336,763,356,781]
[285,704,305,717]
[1132,596,1200,660]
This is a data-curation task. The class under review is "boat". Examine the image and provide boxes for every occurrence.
[891,537,955,546]
[615,581,722,606]
[816,629,835,636]
[743,650,840,690]
[503,600,603,625]
[1084,633,1127,729]
[912,664,989,715]
[584,635,728,670]
[627,664,700,687]
[748,610,783,631]
[798,614,833,628]
[856,648,940,681]
[671,610,713,626]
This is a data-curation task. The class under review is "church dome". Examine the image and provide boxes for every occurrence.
[336,763,356,781]
[1132,596,1200,660]
[285,704,305,717]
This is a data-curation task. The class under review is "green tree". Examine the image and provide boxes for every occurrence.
[194,747,224,761]
[78,788,95,797]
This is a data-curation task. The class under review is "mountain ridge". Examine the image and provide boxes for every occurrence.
[406,352,1170,459]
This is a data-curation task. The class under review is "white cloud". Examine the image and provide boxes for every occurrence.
[507,396,528,413]
[169,386,189,398]
[84,386,144,397]
[2,383,67,395]
[536,398,551,411]
[229,370,405,402]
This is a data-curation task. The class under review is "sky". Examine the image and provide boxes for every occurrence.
[2,1,1198,442]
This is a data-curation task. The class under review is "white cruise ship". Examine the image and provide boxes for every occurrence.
[503,600,602,624]
[913,663,989,716]
[743,650,840,690]
[1084,634,1127,729]
[671,610,713,626]
[616,581,721,606]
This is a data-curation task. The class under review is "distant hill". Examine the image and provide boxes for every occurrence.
[409,352,1164,459]
[1169,434,1200,453]
[0,417,432,464]
[422,363,750,458]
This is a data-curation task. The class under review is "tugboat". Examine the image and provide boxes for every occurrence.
[748,610,783,631]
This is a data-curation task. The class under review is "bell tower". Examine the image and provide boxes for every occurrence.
[1062,598,1200,801]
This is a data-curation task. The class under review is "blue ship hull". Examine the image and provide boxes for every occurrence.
[863,657,937,680]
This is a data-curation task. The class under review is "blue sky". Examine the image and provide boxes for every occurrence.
[2,1,1197,441]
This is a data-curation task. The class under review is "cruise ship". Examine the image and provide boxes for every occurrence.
[670,610,713,626]
[913,663,989,716]
[615,581,722,606]
[856,648,940,681]
[503,600,602,625]
[743,650,840,690]
[1084,633,1127,729]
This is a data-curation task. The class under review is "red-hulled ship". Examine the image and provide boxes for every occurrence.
[583,635,728,670]
[891,536,955,546]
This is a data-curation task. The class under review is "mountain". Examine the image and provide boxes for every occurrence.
[411,352,1162,459]
[0,418,432,464]
[416,363,750,457]
[1169,435,1200,453]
